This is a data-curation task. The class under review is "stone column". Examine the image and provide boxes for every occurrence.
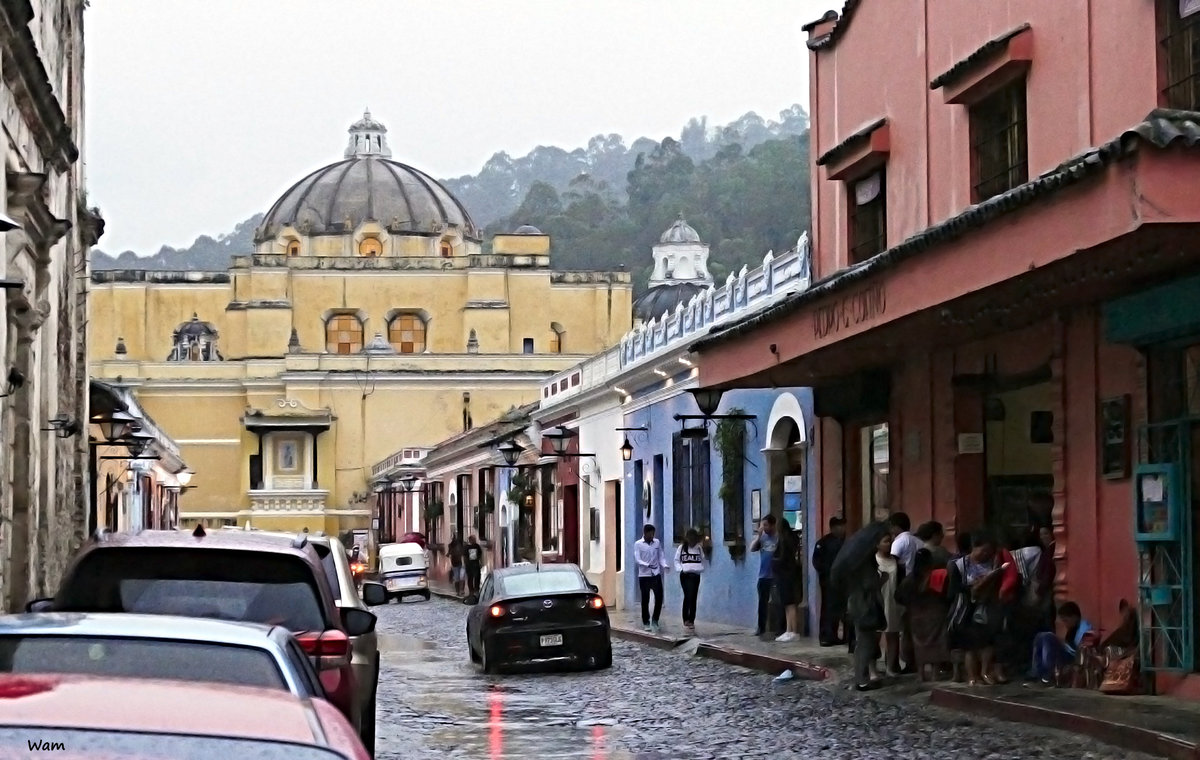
[5,291,46,612]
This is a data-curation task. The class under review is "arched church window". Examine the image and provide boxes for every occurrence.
[287,240,300,256]
[167,314,223,362]
[439,240,453,258]
[549,322,565,354]
[388,313,427,354]
[359,237,382,257]
[326,314,364,354]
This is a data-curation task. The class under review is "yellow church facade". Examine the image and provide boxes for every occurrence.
[88,112,632,536]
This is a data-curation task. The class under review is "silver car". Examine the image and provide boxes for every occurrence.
[228,529,381,751]
[0,612,325,698]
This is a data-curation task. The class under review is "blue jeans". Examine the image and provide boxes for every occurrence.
[1032,631,1072,680]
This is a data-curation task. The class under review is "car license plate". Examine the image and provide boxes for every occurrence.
[539,634,563,647]
[386,579,401,590]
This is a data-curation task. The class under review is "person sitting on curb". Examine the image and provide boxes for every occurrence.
[1028,601,1093,685]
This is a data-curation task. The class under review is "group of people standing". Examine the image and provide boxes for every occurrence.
[818,511,1105,692]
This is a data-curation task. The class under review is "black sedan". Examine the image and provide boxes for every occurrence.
[465,563,612,673]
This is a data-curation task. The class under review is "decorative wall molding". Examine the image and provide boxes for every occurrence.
[247,489,329,512]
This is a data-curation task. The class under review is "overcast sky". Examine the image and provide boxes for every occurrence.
[84,0,832,255]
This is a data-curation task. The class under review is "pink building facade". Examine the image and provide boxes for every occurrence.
[693,0,1200,695]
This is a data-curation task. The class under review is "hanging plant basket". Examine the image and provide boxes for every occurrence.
[507,473,536,507]
[425,499,445,521]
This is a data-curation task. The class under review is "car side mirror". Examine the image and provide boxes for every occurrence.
[360,581,387,607]
[341,607,377,637]
[587,583,598,593]
[25,599,52,613]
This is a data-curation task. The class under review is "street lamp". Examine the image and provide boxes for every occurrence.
[542,426,575,457]
[620,438,634,461]
[95,410,135,443]
[176,469,193,488]
[126,429,156,458]
[399,474,420,493]
[689,387,725,417]
[498,439,523,466]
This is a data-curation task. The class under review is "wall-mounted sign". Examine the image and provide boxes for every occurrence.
[812,282,887,340]
[1100,395,1130,480]
[957,433,985,455]
[783,475,803,493]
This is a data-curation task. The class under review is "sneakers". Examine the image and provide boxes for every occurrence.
[649,622,660,634]
[684,623,696,636]
[775,632,799,643]
[642,623,651,632]
[855,680,883,692]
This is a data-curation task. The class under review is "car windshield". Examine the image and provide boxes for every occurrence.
[501,571,587,597]
[56,549,328,632]
[0,728,345,760]
[0,636,287,690]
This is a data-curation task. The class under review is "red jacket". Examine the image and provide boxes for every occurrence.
[997,548,1021,602]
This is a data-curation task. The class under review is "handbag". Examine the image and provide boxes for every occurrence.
[861,596,886,631]
[1099,647,1140,695]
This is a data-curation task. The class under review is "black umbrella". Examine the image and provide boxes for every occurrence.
[830,520,891,592]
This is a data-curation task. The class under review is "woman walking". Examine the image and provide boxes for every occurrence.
[675,528,707,634]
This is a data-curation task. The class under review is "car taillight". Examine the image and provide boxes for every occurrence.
[296,630,351,670]
[351,562,366,573]
[489,604,506,618]
[588,596,605,610]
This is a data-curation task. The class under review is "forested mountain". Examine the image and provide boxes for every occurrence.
[92,106,812,283]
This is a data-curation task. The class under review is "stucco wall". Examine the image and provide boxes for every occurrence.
[622,387,814,629]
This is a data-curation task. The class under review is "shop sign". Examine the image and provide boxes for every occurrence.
[812,282,887,340]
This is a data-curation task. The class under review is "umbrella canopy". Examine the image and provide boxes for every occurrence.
[830,520,891,591]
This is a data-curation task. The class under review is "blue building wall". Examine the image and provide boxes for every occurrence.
[622,385,815,631]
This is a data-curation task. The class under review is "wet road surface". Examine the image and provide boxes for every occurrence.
[373,598,1151,760]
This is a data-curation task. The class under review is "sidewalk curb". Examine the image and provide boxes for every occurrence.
[610,626,688,651]
[929,688,1200,760]
[610,624,832,680]
[694,641,830,681]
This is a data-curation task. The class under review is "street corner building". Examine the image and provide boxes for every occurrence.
[88,111,633,542]
[688,0,1200,695]
[0,1,105,611]
[410,219,817,630]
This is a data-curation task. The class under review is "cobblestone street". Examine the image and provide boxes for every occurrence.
[373,598,1150,760]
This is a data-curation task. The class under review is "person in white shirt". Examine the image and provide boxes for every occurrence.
[634,523,669,633]
[888,511,920,675]
[674,528,707,634]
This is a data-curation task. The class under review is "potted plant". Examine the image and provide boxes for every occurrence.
[716,411,750,560]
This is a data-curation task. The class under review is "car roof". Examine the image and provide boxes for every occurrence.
[0,674,325,743]
[0,613,285,648]
[379,542,424,555]
[82,529,321,556]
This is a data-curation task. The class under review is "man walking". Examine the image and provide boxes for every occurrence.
[464,534,484,597]
[750,515,778,637]
[812,516,847,646]
[634,523,669,633]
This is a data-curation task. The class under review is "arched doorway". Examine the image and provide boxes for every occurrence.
[764,393,809,633]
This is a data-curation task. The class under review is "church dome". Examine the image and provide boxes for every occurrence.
[255,111,480,244]
[513,225,543,234]
[659,218,702,245]
[632,281,707,322]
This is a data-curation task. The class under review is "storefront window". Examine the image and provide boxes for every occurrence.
[860,423,890,523]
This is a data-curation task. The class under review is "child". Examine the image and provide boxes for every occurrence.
[1029,601,1093,684]
[674,528,706,634]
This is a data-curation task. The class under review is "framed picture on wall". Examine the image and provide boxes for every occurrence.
[750,489,761,521]
[276,438,300,472]
[1100,395,1131,480]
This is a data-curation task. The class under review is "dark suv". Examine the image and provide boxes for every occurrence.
[28,527,388,754]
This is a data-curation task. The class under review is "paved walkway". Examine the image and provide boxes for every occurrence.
[427,577,1200,759]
